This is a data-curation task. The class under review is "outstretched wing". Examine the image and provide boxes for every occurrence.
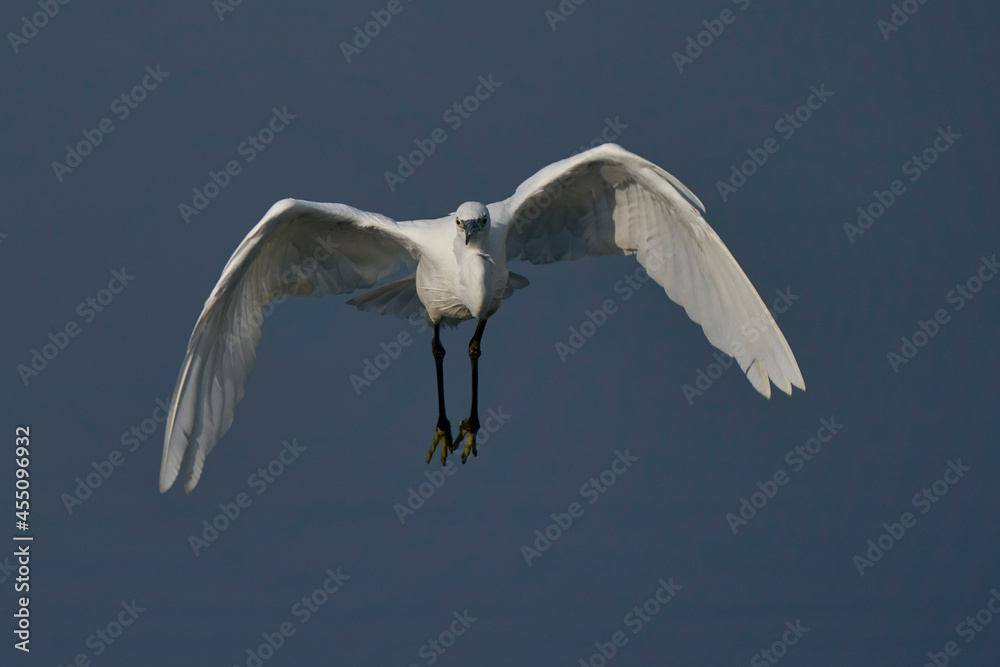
[499,143,804,398]
[160,199,419,493]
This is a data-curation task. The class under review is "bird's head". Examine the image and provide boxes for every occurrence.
[454,201,490,245]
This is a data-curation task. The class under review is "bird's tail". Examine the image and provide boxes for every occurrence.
[347,274,423,319]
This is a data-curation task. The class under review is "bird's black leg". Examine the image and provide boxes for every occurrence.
[427,324,455,464]
[457,319,487,463]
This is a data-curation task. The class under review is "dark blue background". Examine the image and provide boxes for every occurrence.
[2,1,999,665]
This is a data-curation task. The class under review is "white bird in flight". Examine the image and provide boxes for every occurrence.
[159,143,805,493]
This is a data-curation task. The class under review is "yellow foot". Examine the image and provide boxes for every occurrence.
[457,419,479,464]
[427,423,455,464]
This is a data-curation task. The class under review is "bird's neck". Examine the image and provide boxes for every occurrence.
[454,238,496,319]
[454,233,492,258]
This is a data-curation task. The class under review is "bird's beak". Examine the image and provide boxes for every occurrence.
[465,227,472,245]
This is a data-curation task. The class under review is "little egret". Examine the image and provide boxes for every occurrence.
[159,143,804,493]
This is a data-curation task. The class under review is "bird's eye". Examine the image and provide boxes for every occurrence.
[456,219,460,225]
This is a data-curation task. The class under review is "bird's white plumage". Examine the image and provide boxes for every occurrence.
[160,144,804,493]
[498,144,805,397]
[159,200,419,492]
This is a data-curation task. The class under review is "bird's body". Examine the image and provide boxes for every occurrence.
[159,143,805,494]
[412,205,510,323]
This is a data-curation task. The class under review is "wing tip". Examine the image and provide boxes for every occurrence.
[769,369,806,397]
[785,364,806,394]
[183,460,203,494]
[159,423,182,494]
[158,467,176,494]
[746,358,808,399]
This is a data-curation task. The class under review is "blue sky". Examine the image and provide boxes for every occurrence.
[2,1,999,665]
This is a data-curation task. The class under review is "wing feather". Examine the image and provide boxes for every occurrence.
[499,144,804,399]
[160,199,419,493]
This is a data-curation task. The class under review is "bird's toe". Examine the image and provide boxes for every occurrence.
[457,419,480,464]
[428,422,454,464]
